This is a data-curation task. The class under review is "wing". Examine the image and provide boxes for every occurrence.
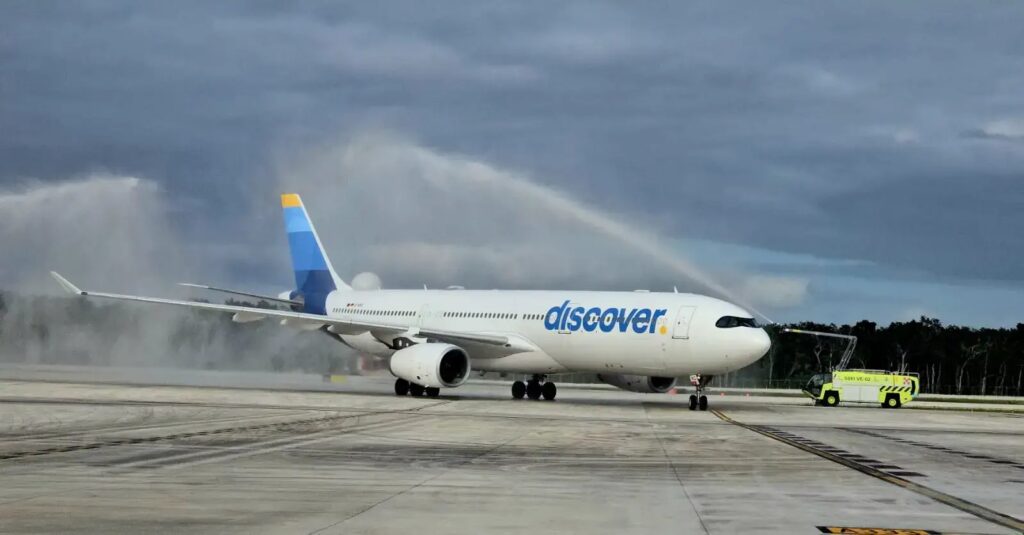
[177,283,302,307]
[50,272,536,354]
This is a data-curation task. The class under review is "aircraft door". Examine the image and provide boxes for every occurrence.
[417,304,432,329]
[672,306,696,339]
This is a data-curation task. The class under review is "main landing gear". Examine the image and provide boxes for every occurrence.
[688,374,710,411]
[394,378,440,398]
[512,375,556,401]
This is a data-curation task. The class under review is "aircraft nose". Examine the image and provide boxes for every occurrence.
[749,328,771,360]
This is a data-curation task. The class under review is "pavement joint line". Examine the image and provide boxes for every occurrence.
[641,402,710,534]
[307,422,530,535]
[0,409,313,443]
[0,400,452,464]
[710,409,1024,533]
[845,428,1024,471]
[116,412,431,471]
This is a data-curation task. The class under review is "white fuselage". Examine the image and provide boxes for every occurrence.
[323,289,771,377]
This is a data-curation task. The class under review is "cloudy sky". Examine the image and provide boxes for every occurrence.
[2,1,1023,327]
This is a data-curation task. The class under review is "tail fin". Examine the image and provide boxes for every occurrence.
[281,194,350,308]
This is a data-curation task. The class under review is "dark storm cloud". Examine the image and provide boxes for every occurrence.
[1,0,1023,300]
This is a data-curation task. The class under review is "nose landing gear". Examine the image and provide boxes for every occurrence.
[688,374,711,411]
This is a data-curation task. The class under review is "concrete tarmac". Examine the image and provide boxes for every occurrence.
[0,368,1021,534]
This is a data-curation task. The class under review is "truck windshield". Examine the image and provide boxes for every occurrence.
[804,373,832,397]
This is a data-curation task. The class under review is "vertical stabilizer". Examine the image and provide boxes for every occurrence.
[281,194,349,313]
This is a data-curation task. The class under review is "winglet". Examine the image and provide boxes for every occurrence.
[50,271,84,295]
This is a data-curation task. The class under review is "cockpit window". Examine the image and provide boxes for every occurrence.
[715,316,758,328]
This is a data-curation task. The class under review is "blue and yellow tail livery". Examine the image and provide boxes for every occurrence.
[281,193,349,314]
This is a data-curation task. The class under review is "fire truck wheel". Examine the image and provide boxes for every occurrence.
[823,391,839,407]
[884,394,901,409]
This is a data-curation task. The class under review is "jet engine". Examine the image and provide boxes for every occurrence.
[597,374,677,393]
[389,343,471,388]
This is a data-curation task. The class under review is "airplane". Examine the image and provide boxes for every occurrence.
[50,193,771,411]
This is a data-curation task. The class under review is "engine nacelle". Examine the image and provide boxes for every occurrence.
[597,374,677,394]
[389,343,471,388]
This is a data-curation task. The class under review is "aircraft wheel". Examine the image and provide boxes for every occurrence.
[688,395,698,411]
[425,387,440,398]
[394,379,409,396]
[409,383,425,397]
[698,395,708,411]
[511,381,526,399]
[526,380,542,400]
[542,382,557,401]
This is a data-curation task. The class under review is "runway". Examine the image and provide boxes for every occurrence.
[0,368,1021,534]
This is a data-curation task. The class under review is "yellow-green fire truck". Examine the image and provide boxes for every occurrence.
[803,369,920,408]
